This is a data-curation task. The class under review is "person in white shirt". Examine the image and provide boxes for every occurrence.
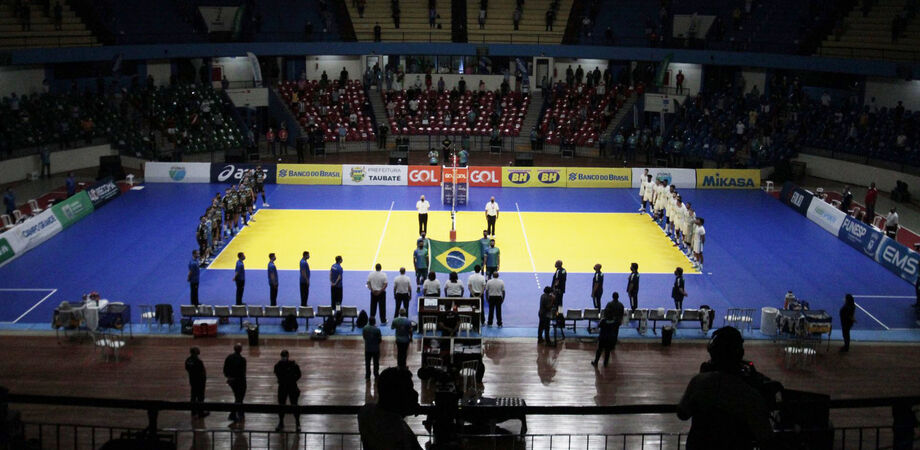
[416,195,430,235]
[673,196,686,249]
[692,218,706,269]
[444,271,465,297]
[422,271,441,297]
[485,272,505,327]
[638,169,649,213]
[366,264,389,324]
[642,174,654,215]
[682,203,695,251]
[485,196,500,236]
[467,265,486,324]
[392,267,412,319]
[885,208,899,238]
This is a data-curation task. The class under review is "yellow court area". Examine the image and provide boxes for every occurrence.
[210,209,698,274]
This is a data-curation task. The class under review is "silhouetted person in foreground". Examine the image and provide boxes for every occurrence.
[357,367,422,450]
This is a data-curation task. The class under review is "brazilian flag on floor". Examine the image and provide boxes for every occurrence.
[429,239,482,273]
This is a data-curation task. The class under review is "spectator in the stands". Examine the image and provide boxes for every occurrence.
[373,22,381,41]
[358,0,366,18]
[478,7,486,28]
[40,146,51,179]
[840,186,853,213]
[305,20,313,41]
[357,367,421,450]
[513,7,521,30]
[53,2,62,30]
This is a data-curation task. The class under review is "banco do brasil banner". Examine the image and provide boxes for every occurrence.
[429,239,482,273]
[696,169,761,189]
[276,164,342,185]
[501,167,566,187]
[566,168,631,188]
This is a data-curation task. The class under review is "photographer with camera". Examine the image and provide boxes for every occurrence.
[358,367,422,450]
[677,326,775,450]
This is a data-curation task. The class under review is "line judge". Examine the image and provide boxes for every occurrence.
[416,195,430,235]
[485,196,499,236]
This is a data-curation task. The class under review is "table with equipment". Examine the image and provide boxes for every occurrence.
[418,297,482,335]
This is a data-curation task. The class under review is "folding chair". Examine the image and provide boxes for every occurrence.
[28,199,42,214]
[12,210,24,223]
[264,305,282,320]
[460,360,479,396]
[154,304,174,329]
[179,305,198,321]
[197,305,215,317]
[422,316,438,336]
[341,306,358,330]
[723,308,744,329]
[458,315,474,337]
[231,305,248,328]
[247,305,265,325]
[138,304,156,328]
[582,308,600,333]
[1,214,14,231]
[564,309,583,332]
[298,306,315,329]
[214,306,231,324]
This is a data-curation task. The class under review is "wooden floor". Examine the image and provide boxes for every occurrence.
[2,334,919,447]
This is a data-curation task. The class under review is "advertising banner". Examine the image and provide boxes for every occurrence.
[8,209,63,253]
[501,167,566,188]
[875,236,920,282]
[780,182,813,217]
[0,237,14,266]
[342,164,408,186]
[566,167,631,188]
[86,177,121,209]
[806,198,847,235]
[211,163,277,184]
[631,168,696,189]
[51,191,94,229]
[276,164,342,185]
[408,166,442,186]
[144,162,211,183]
[468,166,502,187]
[838,216,885,259]
[696,169,761,189]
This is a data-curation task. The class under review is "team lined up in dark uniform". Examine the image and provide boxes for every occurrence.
[194,167,268,267]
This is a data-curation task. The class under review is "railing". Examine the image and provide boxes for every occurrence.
[465,33,561,45]
[354,31,453,42]
[6,392,920,448]
[816,46,920,62]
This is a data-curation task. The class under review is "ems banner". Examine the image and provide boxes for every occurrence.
[696,169,761,189]
[428,239,482,273]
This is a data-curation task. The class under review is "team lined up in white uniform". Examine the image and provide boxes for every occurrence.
[637,169,706,270]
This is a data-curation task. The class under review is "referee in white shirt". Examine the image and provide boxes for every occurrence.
[485,196,500,236]
[366,263,389,324]
[392,267,412,319]
[416,195,430,235]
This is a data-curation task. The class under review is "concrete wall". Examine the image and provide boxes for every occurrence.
[214,56,257,85]
[864,77,920,110]
[146,60,172,87]
[304,55,363,82]
[0,65,45,98]
[0,144,116,184]
[793,152,920,193]
[741,68,766,96]
[553,59,609,83]
[666,62,702,96]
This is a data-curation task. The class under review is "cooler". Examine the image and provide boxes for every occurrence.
[760,307,779,336]
[802,310,832,335]
[193,319,218,337]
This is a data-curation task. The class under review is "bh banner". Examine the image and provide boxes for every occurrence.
[144,162,211,183]
[342,164,408,186]
[86,177,121,209]
[468,166,502,187]
[502,167,566,188]
[696,169,761,189]
[211,163,277,184]
[780,181,813,217]
[408,166,441,186]
[631,168,696,189]
[51,191,94,229]
[428,239,482,273]
[566,167,631,188]
[276,164,342,185]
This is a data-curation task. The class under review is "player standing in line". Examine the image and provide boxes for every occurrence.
[673,195,687,250]
[642,174,654,215]
[222,188,235,237]
[196,216,209,263]
[667,187,678,239]
[638,169,649,213]
[204,209,213,260]
[692,217,706,270]
[211,193,223,247]
[655,180,669,226]
[255,166,269,207]
[682,203,695,255]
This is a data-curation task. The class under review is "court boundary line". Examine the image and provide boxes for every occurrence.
[373,201,395,264]
[0,288,57,324]
[853,295,914,299]
[515,202,541,289]
[854,301,890,330]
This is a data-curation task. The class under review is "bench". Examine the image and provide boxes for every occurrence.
[180,304,317,329]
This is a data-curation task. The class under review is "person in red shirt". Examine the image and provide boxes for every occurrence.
[278,125,289,156]
[266,127,276,158]
[864,182,878,224]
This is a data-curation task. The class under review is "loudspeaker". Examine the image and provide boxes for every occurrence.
[97,155,125,181]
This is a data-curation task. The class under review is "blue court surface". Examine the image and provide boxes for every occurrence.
[0,182,917,342]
